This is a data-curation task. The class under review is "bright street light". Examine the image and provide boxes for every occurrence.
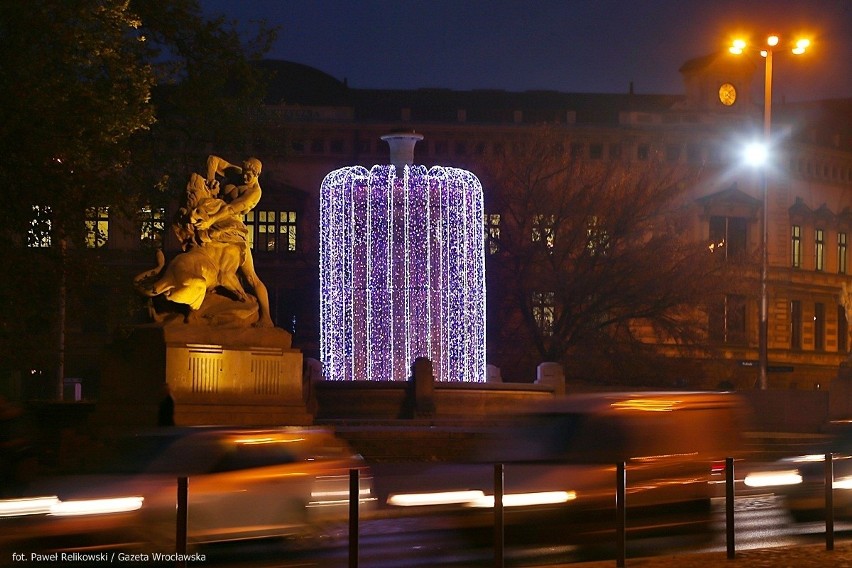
[743,142,768,167]
[730,34,810,390]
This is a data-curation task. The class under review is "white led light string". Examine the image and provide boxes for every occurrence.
[320,163,486,382]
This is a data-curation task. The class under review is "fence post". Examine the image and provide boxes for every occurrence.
[616,461,626,568]
[494,463,504,568]
[725,457,735,559]
[825,453,834,551]
[349,468,360,568]
[176,476,187,568]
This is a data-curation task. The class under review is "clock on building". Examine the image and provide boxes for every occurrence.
[718,82,737,106]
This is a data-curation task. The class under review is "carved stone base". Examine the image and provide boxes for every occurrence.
[94,324,310,435]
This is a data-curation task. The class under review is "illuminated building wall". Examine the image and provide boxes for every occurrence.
[319,135,486,381]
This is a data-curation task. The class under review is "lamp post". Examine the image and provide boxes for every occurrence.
[730,35,810,390]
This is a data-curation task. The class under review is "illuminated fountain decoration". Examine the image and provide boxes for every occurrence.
[320,132,486,382]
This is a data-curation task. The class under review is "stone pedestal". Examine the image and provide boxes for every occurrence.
[94,324,310,435]
[535,362,566,396]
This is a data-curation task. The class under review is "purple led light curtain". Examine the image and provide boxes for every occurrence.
[320,164,485,382]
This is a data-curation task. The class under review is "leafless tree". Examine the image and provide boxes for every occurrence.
[480,126,735,385]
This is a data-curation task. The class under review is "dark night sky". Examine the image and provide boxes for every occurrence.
[200,0,851,102]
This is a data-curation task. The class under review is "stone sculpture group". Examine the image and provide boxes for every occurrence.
[135,155,273,328]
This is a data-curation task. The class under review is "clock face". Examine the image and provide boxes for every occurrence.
[719,83,737,106]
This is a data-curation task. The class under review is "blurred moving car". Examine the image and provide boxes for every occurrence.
[0,427,373,552]
[379,391,750,546]
[743,420,852,521]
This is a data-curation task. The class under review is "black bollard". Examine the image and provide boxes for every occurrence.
[176,477,188,568]
[725,457,735,559]
[494,463,504,568]
[349,468,360,568]
[616,462,626,568]
[825,453,834,551]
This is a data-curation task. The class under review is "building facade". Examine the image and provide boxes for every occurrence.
[248,57,852,389]
[7,55,852,399]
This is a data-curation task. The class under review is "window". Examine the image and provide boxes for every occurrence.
[532,214,555,250]
[791,225,802,268]
[589,143,603,160]
[815,228,825,271]
[790,300,802,349]
[248,210,297,252]
[708,216,747,260]
[687,143,702,164]
[28,205,52,248]
[484,213,501,255]
[85,206,109,249]
[839,232,847,274]
[586,216,610,256]
[532,291,555,337]
[708,294,746,344]
[81,285,109,333]
[839,305,849,355]
[609,143,622,160]
[708,144,723,164]
[570,143,584,158]
[139,206,165,249]
[815,302,825,351]
[666,144,680,163]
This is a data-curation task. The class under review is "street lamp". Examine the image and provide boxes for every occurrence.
[730,34,810,389]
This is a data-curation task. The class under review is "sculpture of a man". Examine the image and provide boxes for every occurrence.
[191,155,274,328]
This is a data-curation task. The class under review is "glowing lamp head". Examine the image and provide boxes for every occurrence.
[744,142,769,167]
[792,38,810,55]
[729,39,747,55]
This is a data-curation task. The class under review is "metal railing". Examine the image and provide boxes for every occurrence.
[170,455,841,568]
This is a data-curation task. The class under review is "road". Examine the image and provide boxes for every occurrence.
[156,494,851,567]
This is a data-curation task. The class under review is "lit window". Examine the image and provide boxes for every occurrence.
[532,214,555,250]
[532,291,555,337]
[252,210,297,252]
[839,232,847,274]
[815,228,825,271]
[85,207,109,249]
[586,216,610,256]
[28,205,52,248]
[139,206,165,249]
[791,225,801,268]
[709,216,747,260]
[484,213,501,255]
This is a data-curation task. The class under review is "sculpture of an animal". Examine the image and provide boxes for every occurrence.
[134,243,247,311]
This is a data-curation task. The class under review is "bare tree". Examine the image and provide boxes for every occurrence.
[481,126,732,385]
